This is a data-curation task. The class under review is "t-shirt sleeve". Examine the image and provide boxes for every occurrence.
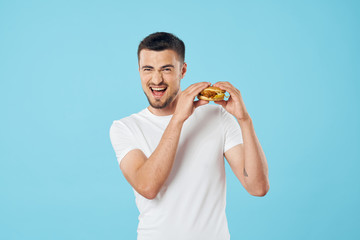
[109,120,139,166]
[220,107,243,153]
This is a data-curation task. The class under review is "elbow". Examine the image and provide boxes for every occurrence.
[250,188,269,197]
[142,190,158,200]
[249,182,270,197]
[137,184,159,200]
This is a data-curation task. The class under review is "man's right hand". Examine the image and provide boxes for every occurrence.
[119,82,211,200]
[173,82,211,122]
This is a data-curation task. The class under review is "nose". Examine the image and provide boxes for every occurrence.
[151,71,163,85]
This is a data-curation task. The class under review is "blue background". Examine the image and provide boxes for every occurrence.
[1,0,359,239]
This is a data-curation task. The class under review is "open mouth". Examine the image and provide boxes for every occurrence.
[150,87,167,99]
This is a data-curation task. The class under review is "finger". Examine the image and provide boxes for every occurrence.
[213,82,230,92]
[213,81,234,91]
[194,99,209,108]
[214,100,227,108]
[214,81,234,86]
[193,81,211,90]
[213,82,239,96]
[186,82,211,97]
[213,81,236,88]
[185,82,209,93]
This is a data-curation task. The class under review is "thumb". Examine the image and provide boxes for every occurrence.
[194,100,209,108]
[214,100,226,108]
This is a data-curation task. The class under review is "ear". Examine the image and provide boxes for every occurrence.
[181,62,187,78]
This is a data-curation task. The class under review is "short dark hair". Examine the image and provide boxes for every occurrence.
[137,32,185,62]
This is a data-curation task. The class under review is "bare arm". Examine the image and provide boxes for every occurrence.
[120,82,210,199]
[120,117,183,199]
[224,117,269,196]
[214,81,269,196]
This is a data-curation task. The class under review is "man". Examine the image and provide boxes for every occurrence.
[110,32,269,240]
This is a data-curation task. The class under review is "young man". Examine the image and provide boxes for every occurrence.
[110,32,269,240]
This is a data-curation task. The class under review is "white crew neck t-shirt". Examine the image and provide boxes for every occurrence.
[110,104,243,240]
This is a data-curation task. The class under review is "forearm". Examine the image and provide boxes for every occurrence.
[136,116,184,197]
[238,116,269,196]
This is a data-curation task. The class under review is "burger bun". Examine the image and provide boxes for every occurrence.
[197,86,226,101]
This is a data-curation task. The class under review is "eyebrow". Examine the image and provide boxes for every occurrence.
[141,65,154,69]
[160,64,175,69]
[141,64,175,69]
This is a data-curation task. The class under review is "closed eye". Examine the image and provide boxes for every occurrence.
[161,64,174,72]
[141,65,154,72]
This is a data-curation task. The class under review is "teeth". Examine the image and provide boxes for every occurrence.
[151,87,166,91]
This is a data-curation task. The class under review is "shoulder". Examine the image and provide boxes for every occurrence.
[110,109,147,134]
[111,109,147,127]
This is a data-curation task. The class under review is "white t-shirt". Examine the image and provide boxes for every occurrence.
[109,104,243,240]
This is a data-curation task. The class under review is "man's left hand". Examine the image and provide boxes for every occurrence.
[213,81,249,121]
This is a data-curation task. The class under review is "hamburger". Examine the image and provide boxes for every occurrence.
[197,86,226,101]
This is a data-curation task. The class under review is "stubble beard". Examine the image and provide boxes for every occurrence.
[144,87,179,109]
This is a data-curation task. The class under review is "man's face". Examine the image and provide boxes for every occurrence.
[139,49,186,109]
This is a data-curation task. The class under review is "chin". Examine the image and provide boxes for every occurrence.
[145,93,170,109]
[144,88,179,110]
[149,100,168,109]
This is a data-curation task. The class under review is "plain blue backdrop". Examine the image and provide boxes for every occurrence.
[1,0,359,239]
